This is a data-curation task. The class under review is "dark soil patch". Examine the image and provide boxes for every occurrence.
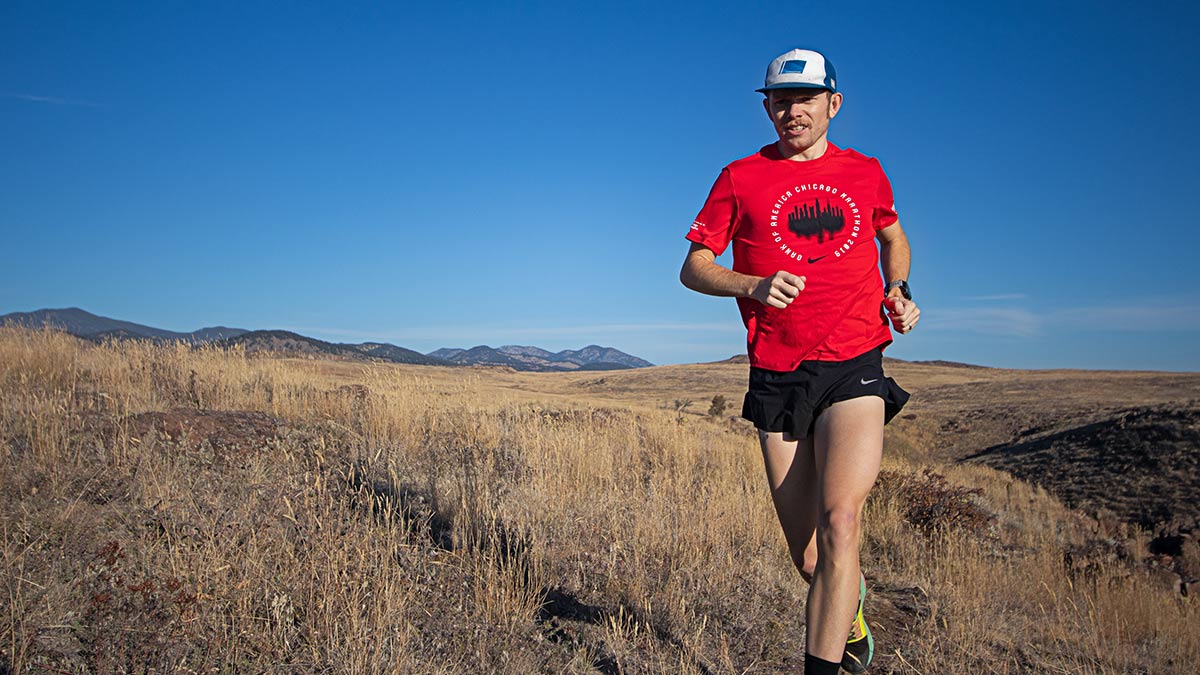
[961,405,1200,532]
[120,408,281,459]
[963,405,1200,593]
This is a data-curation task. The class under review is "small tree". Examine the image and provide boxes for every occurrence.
[708,394,728,417]
[672,399,692,423]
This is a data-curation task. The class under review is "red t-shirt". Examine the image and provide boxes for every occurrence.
[687,142,899,371]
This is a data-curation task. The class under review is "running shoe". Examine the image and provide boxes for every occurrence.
[841,573,874,673]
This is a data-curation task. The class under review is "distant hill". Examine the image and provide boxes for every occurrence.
[910,359,992,369]
[0,307,247,343]
[221,330,370,360]
[1,308,653,372]
[556,345,651,369]
[217,332,451,366]
[428,347,467,361]
[191,326,249,342]
[351,342,447,366]
[497,345,557,360]
[578,361,638,371]
[428,344,653,372]
[89,328,154,342]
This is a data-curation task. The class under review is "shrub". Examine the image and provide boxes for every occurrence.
[876,468,994,535]
[707,394,728,418]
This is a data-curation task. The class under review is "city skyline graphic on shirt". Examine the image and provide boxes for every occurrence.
[787,198,846,243]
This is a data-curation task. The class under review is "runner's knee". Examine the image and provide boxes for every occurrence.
[818,506,862,555]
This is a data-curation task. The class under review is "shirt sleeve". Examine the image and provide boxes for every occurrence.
[685,168,739,256]
[872,159,899,231]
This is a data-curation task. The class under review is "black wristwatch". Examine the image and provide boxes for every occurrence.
[885,279,912,300]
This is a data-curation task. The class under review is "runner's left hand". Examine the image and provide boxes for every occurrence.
[884,296,920,334]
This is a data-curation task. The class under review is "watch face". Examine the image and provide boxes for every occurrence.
[887,280,911,299]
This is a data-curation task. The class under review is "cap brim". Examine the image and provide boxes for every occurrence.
[756,82,836,94]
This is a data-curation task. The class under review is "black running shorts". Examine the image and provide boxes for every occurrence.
[741,346,909,439]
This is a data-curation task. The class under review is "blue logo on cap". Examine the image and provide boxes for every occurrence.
[781,60,807,74]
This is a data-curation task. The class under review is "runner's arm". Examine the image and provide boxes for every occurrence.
[680,242,805,309]
[876,222,920,333]
[876,221,911,300]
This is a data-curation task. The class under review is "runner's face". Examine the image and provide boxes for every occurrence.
[764,89,842,154]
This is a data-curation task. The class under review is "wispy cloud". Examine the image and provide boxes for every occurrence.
[2,92,104,108]
[923,295,1200,339]
[923,307,1041,338]
[1047,302,1200,332]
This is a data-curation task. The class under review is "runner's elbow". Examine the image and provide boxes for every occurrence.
[679,258,699,290]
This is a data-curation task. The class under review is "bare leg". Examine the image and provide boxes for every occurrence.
[804,396,884,662]
[758,430,819,582]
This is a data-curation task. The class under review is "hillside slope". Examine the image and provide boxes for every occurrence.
[1,328,1196,674]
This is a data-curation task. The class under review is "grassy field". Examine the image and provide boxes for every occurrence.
[1,327,1196,673]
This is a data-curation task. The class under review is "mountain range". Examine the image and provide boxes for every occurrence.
[428,344,651,371]
[0,308,652,372]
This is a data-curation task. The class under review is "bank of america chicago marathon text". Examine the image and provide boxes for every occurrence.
[770,183,865,260]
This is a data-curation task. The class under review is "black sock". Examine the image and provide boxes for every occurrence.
[805,652,841,675]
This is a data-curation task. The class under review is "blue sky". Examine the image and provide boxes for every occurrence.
[2,1,1198,370]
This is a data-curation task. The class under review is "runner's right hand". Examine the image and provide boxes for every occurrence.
[751,271,805,308]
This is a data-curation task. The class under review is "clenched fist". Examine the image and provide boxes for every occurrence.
[751,271,805,309]
[884,296,921,334]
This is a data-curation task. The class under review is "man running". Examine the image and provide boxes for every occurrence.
[679,48,920,675]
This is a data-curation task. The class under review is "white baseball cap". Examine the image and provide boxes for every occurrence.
[756,48,838,94]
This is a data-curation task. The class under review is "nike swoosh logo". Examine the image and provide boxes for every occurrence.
[807,255,827,264]
[861,378,878,385]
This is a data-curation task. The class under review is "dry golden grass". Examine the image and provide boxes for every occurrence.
[0,326,1196,673]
